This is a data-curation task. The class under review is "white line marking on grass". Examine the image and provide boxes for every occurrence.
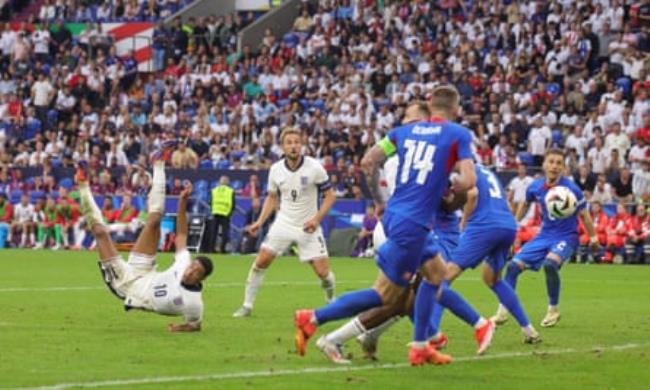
[12,342,649,390]
[0,280,374,293]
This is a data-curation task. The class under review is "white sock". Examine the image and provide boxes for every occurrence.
[320,271,336,302]
[364,315,401,340]
[29,233,35,245]
[79,184,105,227]
[411,341,428,349]
[326,316,366,345]
[148,161,166,214]
[61,230,69,247]
[548,305,558,311]
[497,304,508,314]
[522,325,536,337]
[473,317,488,329]
[20,233,26,247]
[243,264,266,309]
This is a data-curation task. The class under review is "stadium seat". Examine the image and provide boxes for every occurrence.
[10,190,22,204]
[25,120,41,140]
[546,83,561,95]
[217,160,231,169]
[199,160,214,169]
[210,181,220,189]
[232,180,243,191]
[30,191,45,203]
[552,130,564,147]
[59,177,74,190]
[616,77,631,97]
[518,152,535,166]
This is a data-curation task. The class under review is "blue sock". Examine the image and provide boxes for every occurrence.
[314,288,383,325]
[437,281,480,327]
[413,281,438,342]
[504,261,522,290]
[543,259,561,306]
[491,280,530,327]
[425,302,444,340]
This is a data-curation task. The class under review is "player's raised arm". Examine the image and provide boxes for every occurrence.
[174,181,192,252]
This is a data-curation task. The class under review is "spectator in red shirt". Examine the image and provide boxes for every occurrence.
[169,178,184,196]
[627,203,649,264]
[0,192,14,248]
[578,201,608,263]
[241,174,261,198]
[605,203,631,263]
[108,194,139,238]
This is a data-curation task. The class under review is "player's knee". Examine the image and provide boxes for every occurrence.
[543,258,560,272]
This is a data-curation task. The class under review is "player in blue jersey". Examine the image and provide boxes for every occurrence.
[293,87,490,366]
[427,165,541,346]
[491,149,599,328]
[314,207,461,364]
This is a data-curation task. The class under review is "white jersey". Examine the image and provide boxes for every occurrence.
[14,203,35,223]
[267,156,330,226]
[374,156,398,248]
[110,250,203,325]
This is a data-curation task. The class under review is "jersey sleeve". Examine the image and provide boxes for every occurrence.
[570,182,587,212]
[378,132,397,157]
[267,166,278,194]
[172,249,192,272]
[525,182,537,204]
[314,162,332,192]
[456,128,474,161]
[183,294,203,326]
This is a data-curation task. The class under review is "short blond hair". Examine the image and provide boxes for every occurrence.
[430,85,460,113]
[280,127,301,143]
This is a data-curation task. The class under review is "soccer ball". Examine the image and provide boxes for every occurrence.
[545,186,577,219]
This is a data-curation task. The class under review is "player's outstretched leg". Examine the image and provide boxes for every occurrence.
[76,164,121,265]
[492,260,525,325]
[541,255,562,327]
[482,263,541,344]
[233,248,276,318]
[318,285,410,363]
[294,271,394,357]
[310,258,336,303]
[410,257,452,365]
[130,159,167,259]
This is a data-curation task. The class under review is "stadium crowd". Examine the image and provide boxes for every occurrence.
[0,0,649,262]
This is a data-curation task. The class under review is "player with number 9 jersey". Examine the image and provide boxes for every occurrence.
[376,119,474,286]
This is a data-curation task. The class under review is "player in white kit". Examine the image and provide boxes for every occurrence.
[233,128,337,317]
[77,143,214,332]
[11,193,36,247]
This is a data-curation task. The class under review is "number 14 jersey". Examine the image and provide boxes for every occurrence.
[379,119,473,227]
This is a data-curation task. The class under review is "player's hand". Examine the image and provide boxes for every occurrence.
[180,181,193,200]
[374,202,385,218]
[246,222,261,236]
[589,237,601,253]
[303,217,320,233]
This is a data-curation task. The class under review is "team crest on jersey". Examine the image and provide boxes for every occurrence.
[301,176,308,186]
[173,297,183,306]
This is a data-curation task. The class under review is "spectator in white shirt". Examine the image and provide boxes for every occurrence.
[604,122,631,156]
[507,164,533,211]
[528,116,552,165]
[565,125,589,161]
[588,136,608,175]
[591,174,614,204]
[628,137,648,171]
[632,161,650,202]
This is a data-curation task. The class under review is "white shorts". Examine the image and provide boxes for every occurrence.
[373,221,386,249]
[98,252,156,309]
[261,219,329,262]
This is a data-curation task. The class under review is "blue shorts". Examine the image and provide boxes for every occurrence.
[449,227,516,273]
[376,211,429,287]
[514,233,579,271]
[420,231,459,265]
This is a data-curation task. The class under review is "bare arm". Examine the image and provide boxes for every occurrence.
[247,192,277,234]
[174,182,192,251]
[361,144,389,207]
[515,200,530,222]
[304,187,336,233]
[579,208,597,241]
[454,159,477,193]
[460,187,478,230]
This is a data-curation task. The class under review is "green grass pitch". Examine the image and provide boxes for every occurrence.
[1,250,649,389]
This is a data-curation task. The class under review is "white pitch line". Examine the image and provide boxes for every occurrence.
[10,342,649,390]
[0,280,374,293]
